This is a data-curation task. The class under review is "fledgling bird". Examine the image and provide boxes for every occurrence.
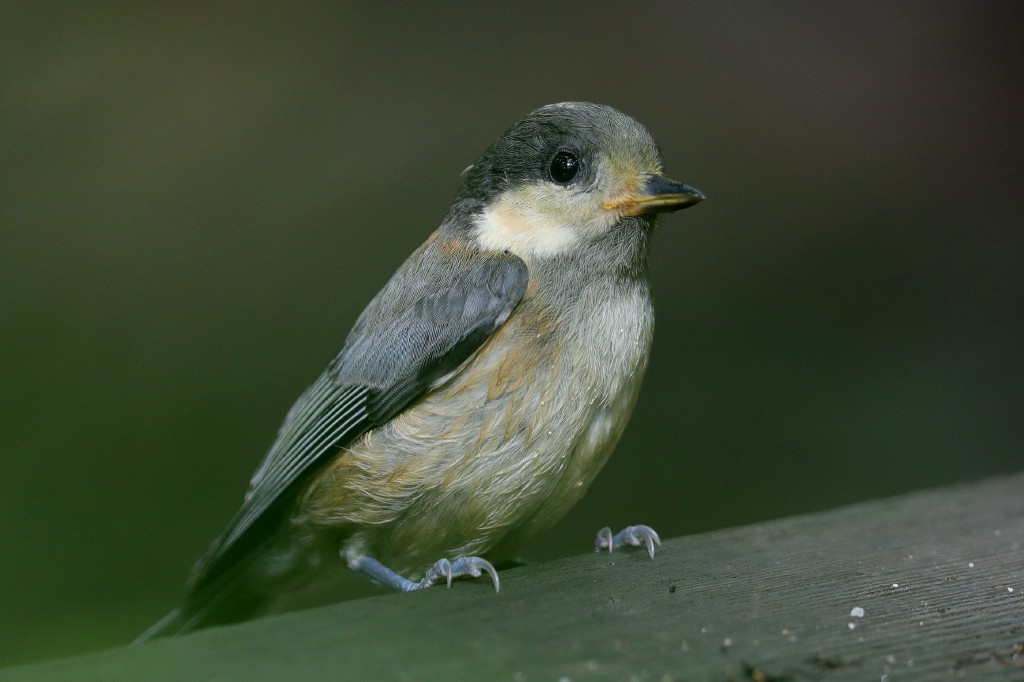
[139,102,703,640]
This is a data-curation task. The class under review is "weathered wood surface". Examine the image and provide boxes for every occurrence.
[5,472,1023,681]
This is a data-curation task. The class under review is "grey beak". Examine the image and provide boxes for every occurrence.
[637,175,705,214]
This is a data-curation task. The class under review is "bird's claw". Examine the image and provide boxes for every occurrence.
[595,524,661,559]
[420,556,500,592]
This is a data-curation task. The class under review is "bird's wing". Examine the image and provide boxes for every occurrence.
[188,243,529,593]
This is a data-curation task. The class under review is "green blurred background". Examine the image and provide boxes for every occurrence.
[2,1,1021,667]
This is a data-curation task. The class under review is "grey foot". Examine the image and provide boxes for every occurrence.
[349,554,500,592]
[595,524,661,559]
[420,556,500,592]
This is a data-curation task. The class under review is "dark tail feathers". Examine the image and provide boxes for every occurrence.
[134,578,268,643]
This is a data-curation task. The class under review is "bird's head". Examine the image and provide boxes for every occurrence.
[453,102,704,263]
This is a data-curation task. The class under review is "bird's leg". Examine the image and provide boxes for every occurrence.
[346,554,500,592]
[594,524,661,559]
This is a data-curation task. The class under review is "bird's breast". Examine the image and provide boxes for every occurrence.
[301,276,654,573]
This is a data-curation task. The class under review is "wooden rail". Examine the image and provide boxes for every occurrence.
[4,472,1022,681]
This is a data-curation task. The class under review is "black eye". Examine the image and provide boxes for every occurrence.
[549,151,580,184]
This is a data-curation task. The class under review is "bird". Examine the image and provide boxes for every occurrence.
[138,102,704,640]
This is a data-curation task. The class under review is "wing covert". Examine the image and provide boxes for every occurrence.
[188,242,529,593]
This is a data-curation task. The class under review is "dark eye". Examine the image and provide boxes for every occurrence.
[549,151,580,184]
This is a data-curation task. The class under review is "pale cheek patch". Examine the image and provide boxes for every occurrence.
[474,185,617,260]
[474,194,579,258]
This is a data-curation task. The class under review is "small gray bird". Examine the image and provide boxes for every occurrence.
[140,102,703,639]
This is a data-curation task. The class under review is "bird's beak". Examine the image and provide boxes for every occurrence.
[603,175,705,217]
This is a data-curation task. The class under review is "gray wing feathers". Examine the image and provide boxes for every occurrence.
[189,379,369,590]
[187,244,528,592]
[333,251,528,422]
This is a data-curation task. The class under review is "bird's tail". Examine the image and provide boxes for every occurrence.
[134,573,268,643]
